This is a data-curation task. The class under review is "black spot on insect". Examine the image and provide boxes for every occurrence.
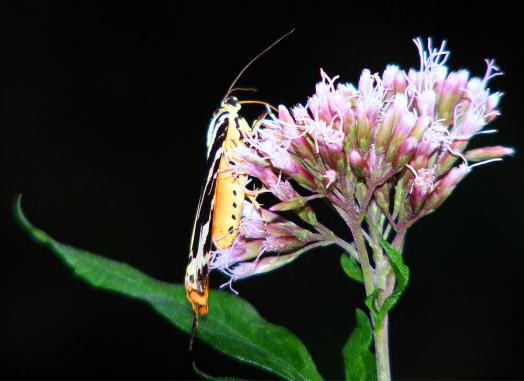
[202,264,209,277]
[233,190,237,196]
[233,202,237,208]
[234,116,240,130]
[228,226,234,232]
[217,118,229,133]
[189,274,194,283]
[232,214,236,220]
[225,97,238,107]
[229,160,235,166]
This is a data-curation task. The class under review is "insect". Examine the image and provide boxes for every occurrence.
[184,30,294,349]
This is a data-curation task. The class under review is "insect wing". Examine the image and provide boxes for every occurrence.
[185,118,228,314]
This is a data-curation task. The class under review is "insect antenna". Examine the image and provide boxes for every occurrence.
[225,29,295,97]
[239,100,279,113]
[229,87,258,93]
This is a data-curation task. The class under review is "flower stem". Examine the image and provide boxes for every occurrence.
[350,220,375,296]
[374,314,391,381]
[374,228,405,381]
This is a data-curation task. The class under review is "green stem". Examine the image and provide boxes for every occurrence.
[350,219,375,296]
[375,228,406,381]
[374,314,391,381]
[314,222,359,261]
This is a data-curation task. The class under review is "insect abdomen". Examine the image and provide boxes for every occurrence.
[212,155,246,248]
[212,116,249,249]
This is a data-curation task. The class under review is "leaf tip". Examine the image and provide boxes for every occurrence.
[13,193,49,244]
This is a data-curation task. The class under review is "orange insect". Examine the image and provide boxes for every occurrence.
[184,30,293,349]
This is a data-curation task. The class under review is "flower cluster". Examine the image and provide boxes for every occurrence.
[210,38,512,287]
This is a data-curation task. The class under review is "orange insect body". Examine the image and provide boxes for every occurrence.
[212,124,248,250]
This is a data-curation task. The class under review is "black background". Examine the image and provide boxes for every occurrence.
[2,1,523,379]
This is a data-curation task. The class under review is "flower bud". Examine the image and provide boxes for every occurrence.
[243,165,278,190]
[210,239,264,271]
[349,150,368,177]
[235,146,270,168]
[386,112,417,163]
[356,107,373,153]
[268,179,299,202]
[424,164,469,212]
[262,236,304,253]
[374,182,390,211]
[329,91,352,117]
[416,89,436,117]
[459,108,485,136]
[269,196,306,212]
[409,115,431,142]
[228,252,303,280]
[465,77,484,100]
[337,83,358,106]
[367,146,377,173]
[343,115,357,153]
[279,115,316,163]
[383,65,399,91]
[241,201,285,227]
[291,104,309,122]
[394,70,408,92]
[358,69,373,93]
[240,219,266,239]
[375,107,395,154]
[432,65,448,93]
[393,136,418,169]
[438,70,469,124]
[322,169,337,189]
[278,105,295,124]
[295,205,318,226]
[376,94,408,153]
[484,91,503,122]
[407,167,435,214]
[464,146,514,162]
[261,144,315,189]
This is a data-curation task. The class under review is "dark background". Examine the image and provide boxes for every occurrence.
[2,1,523,379]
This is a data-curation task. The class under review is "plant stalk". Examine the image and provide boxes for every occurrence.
[350,219,375,296]
[351,219,391,380]
[374,228,405,381]
[374,314,391,381]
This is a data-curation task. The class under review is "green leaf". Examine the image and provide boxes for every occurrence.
[363,238,410,329]
[375,236,410,328]
[364,288,379,322]
[14,195,323,381]
[340,254,363,283]
[342,309,377,381]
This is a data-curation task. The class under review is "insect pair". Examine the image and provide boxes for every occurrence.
[184,30,294,349]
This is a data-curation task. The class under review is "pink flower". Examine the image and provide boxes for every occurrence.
[211,38,512,288]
